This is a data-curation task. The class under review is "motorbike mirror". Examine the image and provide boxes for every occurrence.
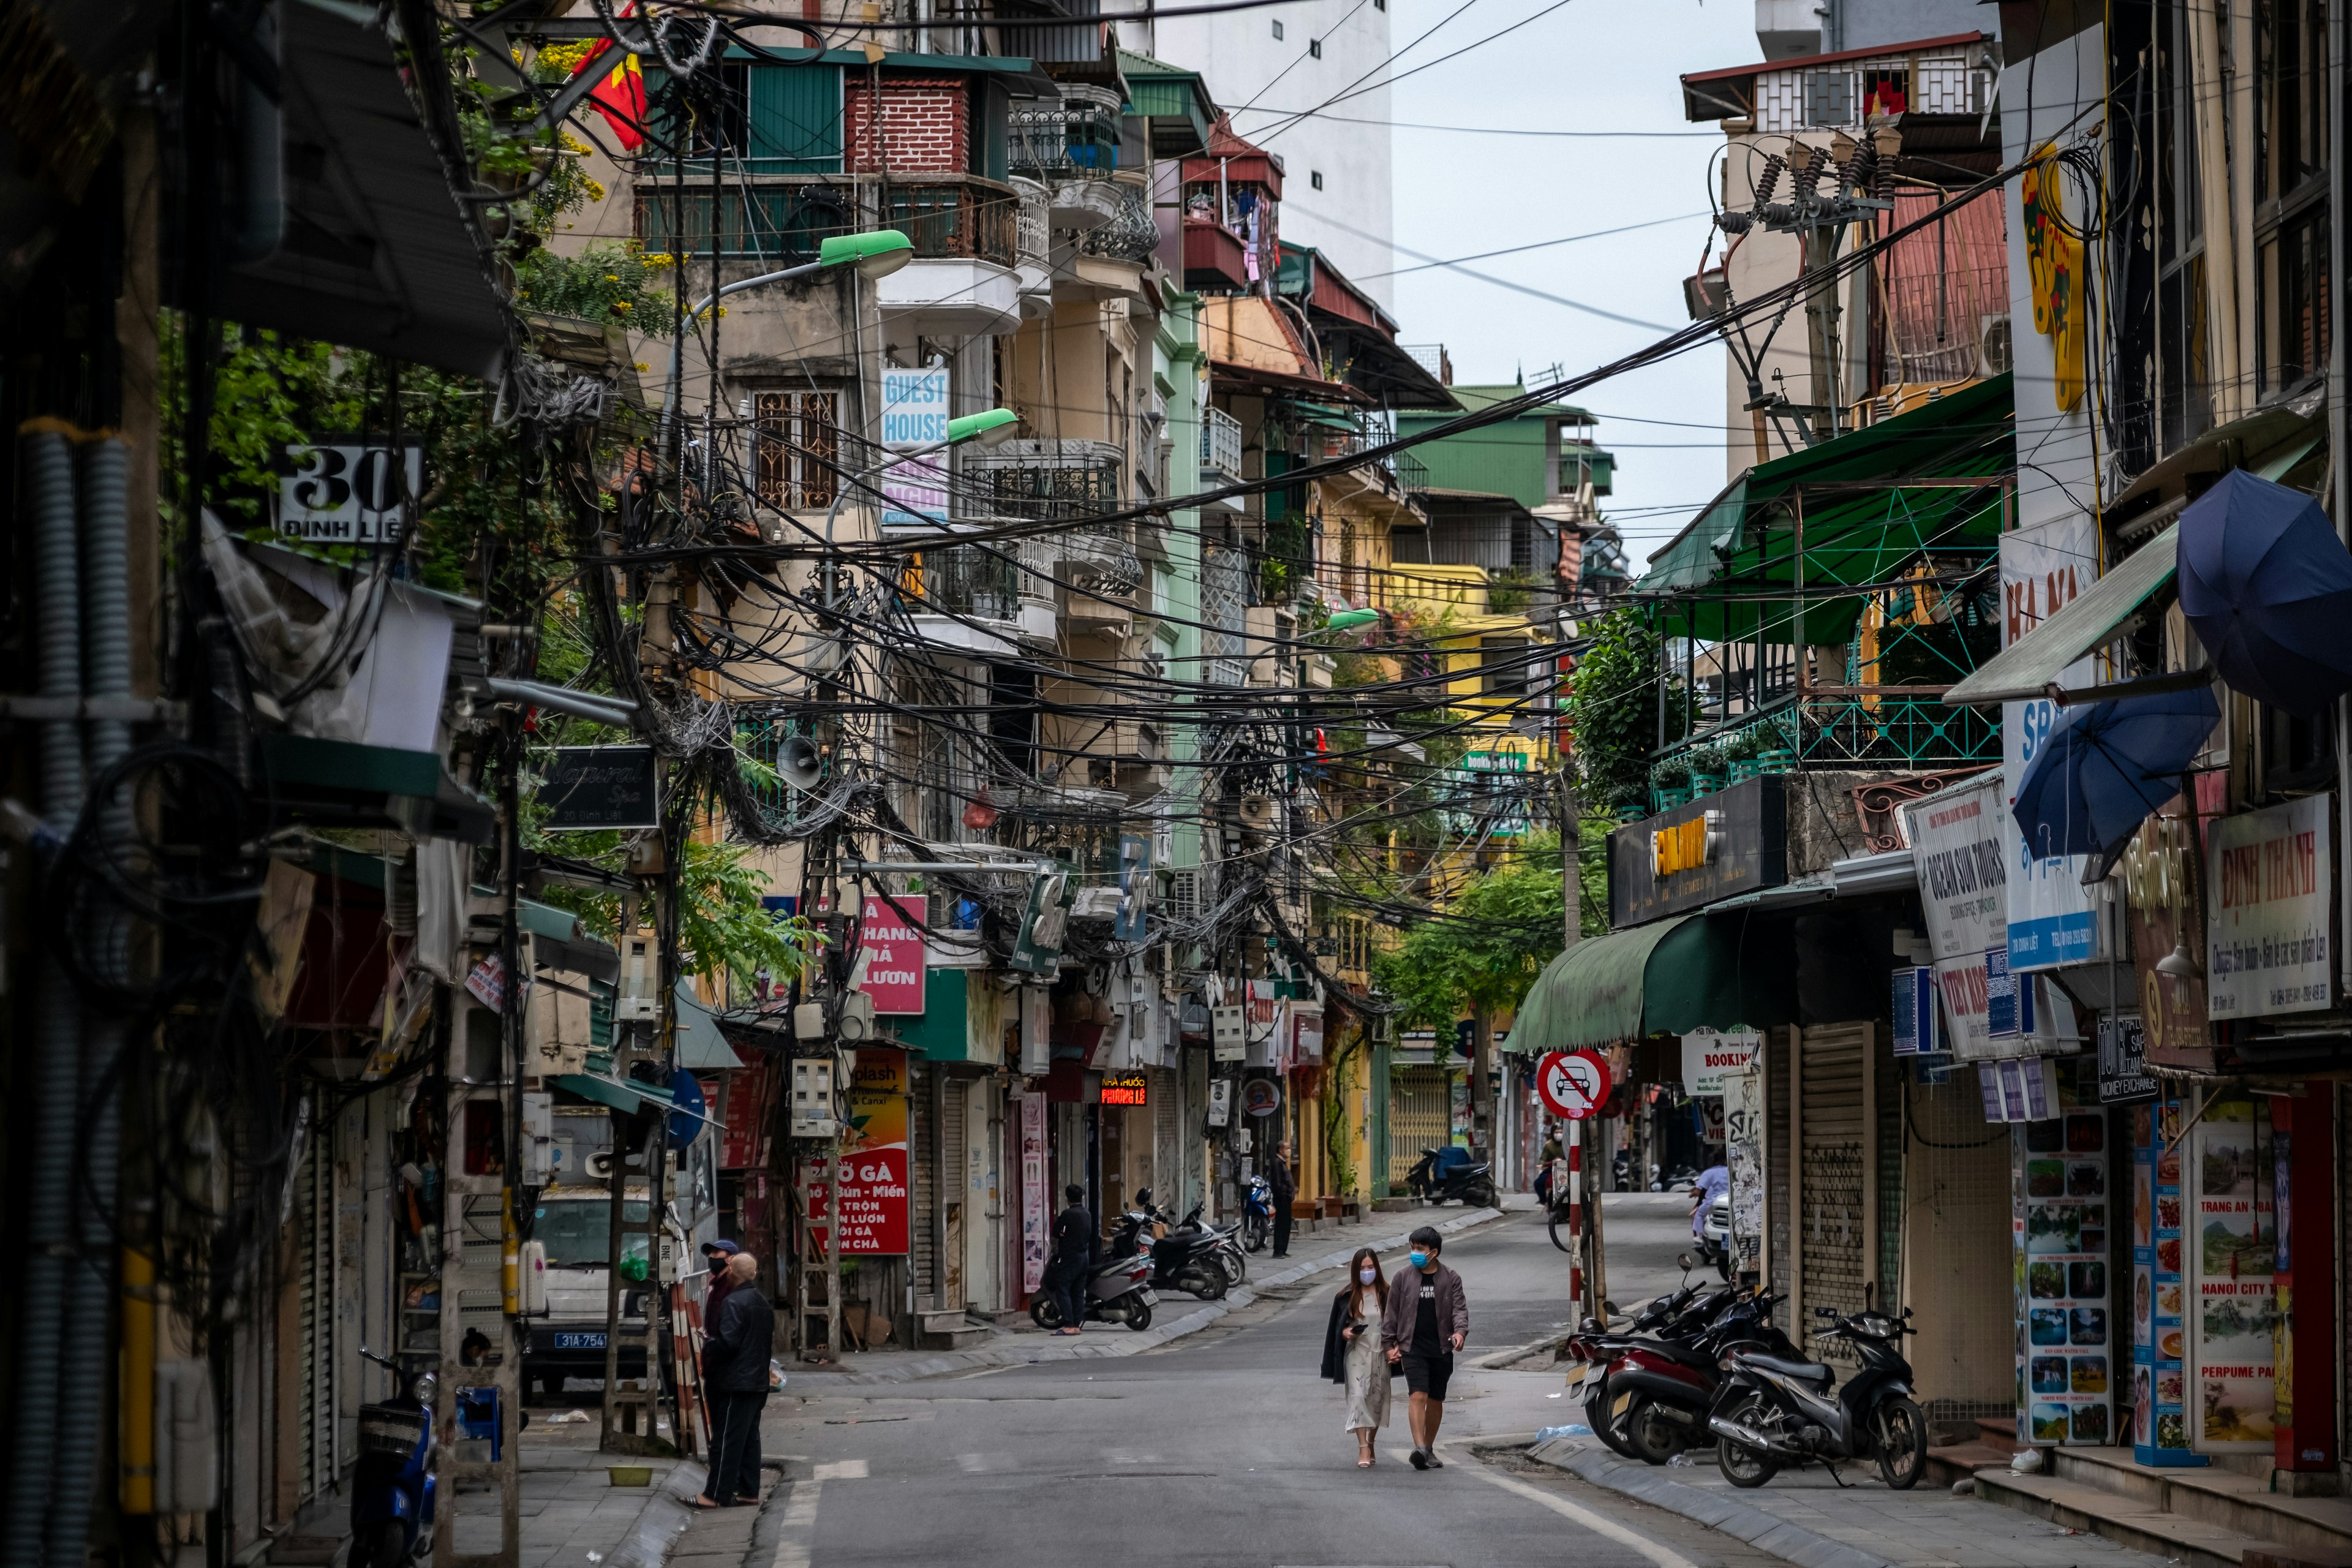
[1601,1298,1618,1315]
[1676,1253,1694,1272]
[1864,1280,1876,1310]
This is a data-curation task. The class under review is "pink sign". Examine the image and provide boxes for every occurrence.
[858,894,929,1014]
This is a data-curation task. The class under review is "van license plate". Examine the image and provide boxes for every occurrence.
[552,1332,606,1351]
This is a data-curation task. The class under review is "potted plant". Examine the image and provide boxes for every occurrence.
[1724,726,1765,783]
[1686,743,1726,797]
[1650,758,1691,810]
[1757,717,1797,774]
[1613,784,1650,825]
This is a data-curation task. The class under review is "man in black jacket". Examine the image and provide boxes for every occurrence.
[696,1253,774,1507]
[1268,1141,1297,1257]
[1047,1185,1096,1335]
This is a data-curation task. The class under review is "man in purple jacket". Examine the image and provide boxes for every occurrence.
[1381,1226,1468,1470]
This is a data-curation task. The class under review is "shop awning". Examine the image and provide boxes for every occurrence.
[1503,914,1795,1054]
[1631,374,2014,645]
[554,1070,726,1129]
[1941,527,2179,706]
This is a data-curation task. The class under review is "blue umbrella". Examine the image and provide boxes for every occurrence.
[2177,469,2352,715]
[2011,685,2220,868]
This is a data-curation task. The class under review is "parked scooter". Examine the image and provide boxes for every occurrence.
[1708,1297,1926,1490]
[1239,1174,1275,1254]
[1110,1192,1231,1300]
[1597,1276,1799,1464]
[1406,1147,1498,1208]
[1027,1247,1159,1332]
[353,1347,438,1568]
[1564,1262,1722,1458]
[1169,1200,1248,1287]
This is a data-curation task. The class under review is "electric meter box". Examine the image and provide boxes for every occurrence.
[788,1056,840,1137]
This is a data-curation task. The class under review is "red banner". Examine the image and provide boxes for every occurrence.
[801,1048,910,1254]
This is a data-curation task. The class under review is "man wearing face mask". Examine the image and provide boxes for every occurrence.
[1381,1226,1467,1469]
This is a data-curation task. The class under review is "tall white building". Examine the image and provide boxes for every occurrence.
[1140,0,1395,303]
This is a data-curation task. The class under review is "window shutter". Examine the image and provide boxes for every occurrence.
[748,65,844,173]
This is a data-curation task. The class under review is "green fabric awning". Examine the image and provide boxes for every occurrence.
[1632,374,2015,645]
[1504,915,1795,1052]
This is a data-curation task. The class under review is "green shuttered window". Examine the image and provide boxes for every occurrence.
[747,65,844,173]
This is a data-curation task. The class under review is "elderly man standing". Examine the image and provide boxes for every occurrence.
[695,1252,774,1508]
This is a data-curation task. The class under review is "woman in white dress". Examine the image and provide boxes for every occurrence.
[1319,1246,1393,1467]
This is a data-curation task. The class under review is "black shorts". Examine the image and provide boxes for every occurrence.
[1400,1352,1454,1401]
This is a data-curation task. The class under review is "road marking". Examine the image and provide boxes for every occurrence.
[956,1452,1016,1473]
[1442,1442,1700,1568]
[811,1459,867,1480]
[769,1478,820,1568]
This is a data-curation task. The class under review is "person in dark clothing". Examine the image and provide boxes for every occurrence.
[695,1253,775,1508]
[701,1238,742,1328]
[1268,1141,1297,1257]
[1380,1226,1468,1470]
[1047,1185,1097,1335]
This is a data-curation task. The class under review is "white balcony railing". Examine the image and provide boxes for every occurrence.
[1200,407,1243,483]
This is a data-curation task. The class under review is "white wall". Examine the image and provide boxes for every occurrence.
[1142,2,1395,304]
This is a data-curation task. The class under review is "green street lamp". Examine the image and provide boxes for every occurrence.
[1324,608,1381,633]
[947,408,1021,448]
[663,229,919,428]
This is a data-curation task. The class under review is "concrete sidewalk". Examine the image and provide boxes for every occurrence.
[489,1441,702,1568]
[782,1204,1505,1388]
[1526,1434,2176,1568]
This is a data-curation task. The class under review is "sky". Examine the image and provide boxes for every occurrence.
[1373,0,1759,572]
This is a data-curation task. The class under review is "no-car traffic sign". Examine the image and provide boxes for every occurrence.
[1536,1049,1613,1120]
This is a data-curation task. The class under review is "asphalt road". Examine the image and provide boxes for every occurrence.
[749,1193,1763,1568]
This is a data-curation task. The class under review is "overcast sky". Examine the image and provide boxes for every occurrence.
[1374,0,1759,571]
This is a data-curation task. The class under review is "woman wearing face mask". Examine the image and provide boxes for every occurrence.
[1319,1247,1393,1467]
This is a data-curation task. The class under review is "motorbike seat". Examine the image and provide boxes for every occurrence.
[1739,1352,1833,1383]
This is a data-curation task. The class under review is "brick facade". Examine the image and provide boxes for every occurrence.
[845,77,968,174]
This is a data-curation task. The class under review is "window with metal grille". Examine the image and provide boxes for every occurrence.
[1804,71,1853,127]
[1201,546,1248,685]
[755,391,840,509]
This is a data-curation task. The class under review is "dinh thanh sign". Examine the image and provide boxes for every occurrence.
[1609,775,1787,926]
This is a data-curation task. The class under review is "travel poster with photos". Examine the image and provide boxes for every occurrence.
[2132,1097,2199,1464]
[2189,1098,2275,1452]
[2016,1102,2113,1446]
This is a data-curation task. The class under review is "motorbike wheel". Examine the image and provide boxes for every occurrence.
[361,1520,409,1568]
[1468,1178,1499,1209]
[1873,1396,1928,1491]
[1180,1267,1227,1302]
[1125,1298,1153,1332]
[1028,1295,1063,1330]
[1547,1209,1576,1254]
[1219,1248,1247,1286]
[1586,1390,1641,1461]
[1715,1393,1779,1489]
[1241,1213,1268,1254]
[1626,1398,1683,1466]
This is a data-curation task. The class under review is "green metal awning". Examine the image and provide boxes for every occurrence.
[1943,526,2180,706]
[553,1071,726,1129]
[1504,915,1796,1054]
[1632,374,2015,645]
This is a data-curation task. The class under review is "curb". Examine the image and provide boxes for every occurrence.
[1526,1438,1896,1568]
[783,1207,1505,1387]
[605,1459,705,1568]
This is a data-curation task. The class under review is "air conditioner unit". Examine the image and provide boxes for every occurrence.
[1237,793,1278,831]
[836,989,878,1042]
[1979,314,2013,377]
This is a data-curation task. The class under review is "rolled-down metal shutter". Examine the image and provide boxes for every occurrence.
[1389,1068,1448,1190]
[1796,1022,1871,1363]
[296,1136,334,1502]
[942,1076,967,1306]
[1152,1068,1180,1203]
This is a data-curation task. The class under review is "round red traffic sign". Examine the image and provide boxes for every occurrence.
[1537,1050,1613,1121]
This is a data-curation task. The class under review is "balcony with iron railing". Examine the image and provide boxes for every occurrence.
[1008,85,1124,179]
[905,541,1023,624]
[635,176,1019,268]
[1200,407,1243,484]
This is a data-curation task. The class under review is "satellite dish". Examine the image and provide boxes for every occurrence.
[779,734,824,791]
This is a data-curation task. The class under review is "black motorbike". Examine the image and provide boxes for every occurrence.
[1599,1281,1799,1464]
[1406,1148,1498,1207]
[1706,1298,1927,1490]
[1109,1194,1231,1300]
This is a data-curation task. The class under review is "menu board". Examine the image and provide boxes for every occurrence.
[2188,1098,2275,1452]
[2015,1102,2113,1446]
[2132,1098,2200,1465]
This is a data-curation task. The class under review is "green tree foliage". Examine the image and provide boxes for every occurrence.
[1371,835,1567,1031]
[1569,608,1686,806]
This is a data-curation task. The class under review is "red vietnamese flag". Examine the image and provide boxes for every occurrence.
[569,10,648,150]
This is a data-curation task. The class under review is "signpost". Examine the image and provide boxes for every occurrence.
[541,745,660,830]
[1536,1050,1612,1121]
